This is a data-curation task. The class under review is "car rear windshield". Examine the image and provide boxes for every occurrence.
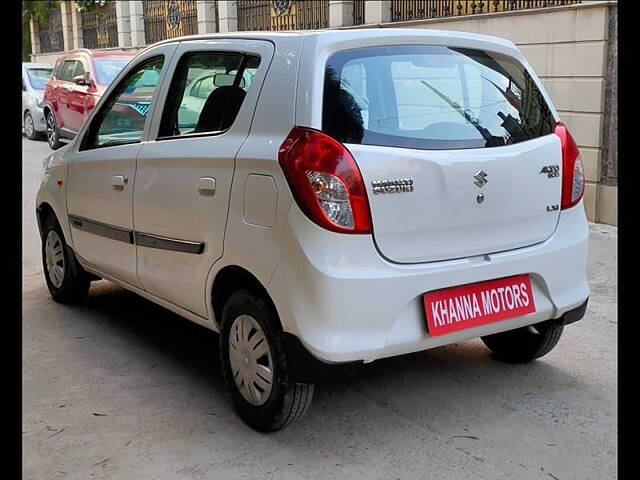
[323,45,555,150]
[94,57,131,86]
[27,67,52,90]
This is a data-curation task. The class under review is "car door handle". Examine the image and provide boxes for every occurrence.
[111,175,128,190]
[196,177,216,196]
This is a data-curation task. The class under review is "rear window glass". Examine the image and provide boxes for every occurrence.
[323,46,555,150]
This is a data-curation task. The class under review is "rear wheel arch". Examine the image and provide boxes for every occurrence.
[36,202,58,239]
[210,265,282,332]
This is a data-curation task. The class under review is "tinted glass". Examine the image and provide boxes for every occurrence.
[59,61,77,82]
[158,52,260,138]
[73,61,86,78]
[93,57,130,86]
[323,46,555,150]
[82,56,164,149]
[26,67,52,90]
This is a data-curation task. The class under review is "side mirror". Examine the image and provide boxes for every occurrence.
[73,74,90,86]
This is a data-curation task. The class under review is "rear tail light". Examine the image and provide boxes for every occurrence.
[554,122,585,209]
[278,127,372,234]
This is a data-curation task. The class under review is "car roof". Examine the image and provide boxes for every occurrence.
[23,62,53,69]
[61,49,135,59]
[142,28,517,51]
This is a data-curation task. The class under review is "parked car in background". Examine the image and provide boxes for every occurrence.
[22,63,53,140]
[43,49,134,150]
[36,30,589,431]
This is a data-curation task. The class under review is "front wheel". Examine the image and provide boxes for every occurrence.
[41,215,91,304]
[45,111,64,150]
[24,111,39,140]
[481,320,564,363]
[219,290,314,431]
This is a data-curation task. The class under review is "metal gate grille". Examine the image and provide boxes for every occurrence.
[237,0,329,31]
[143,0,198,44]
[390,0,582,22]
[353,0,366,25]
[38,7,64,53]
[81,2,118,49]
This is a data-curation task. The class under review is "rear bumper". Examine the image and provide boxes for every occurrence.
[285,298,588,383]
[268,201,590,364]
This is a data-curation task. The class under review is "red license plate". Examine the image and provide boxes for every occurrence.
[423,274,536,337]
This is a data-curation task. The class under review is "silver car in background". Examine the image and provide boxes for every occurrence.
[22,63,53,140]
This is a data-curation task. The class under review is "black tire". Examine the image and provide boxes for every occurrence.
[41,214,91,304]
[481,320,564,363]
[45,110,64,150]
[219,290,314,432]
[24,111,39,140]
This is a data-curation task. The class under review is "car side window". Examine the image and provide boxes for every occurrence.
[74,61,86,79]
[158,52,261,138]
[80,56,164,150]
[59,60,77,82]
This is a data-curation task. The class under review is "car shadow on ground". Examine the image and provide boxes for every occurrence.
[48,279,593,438]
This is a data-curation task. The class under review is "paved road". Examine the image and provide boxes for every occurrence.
[22,136,617,480]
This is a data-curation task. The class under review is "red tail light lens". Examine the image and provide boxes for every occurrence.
[554,122,585,209]
[278,127,372,234]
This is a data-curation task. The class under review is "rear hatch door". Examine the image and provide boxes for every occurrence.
[323,44,561,263]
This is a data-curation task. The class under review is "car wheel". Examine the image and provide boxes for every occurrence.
[24,111,38,140]
[46,111,64,150]
[219,290,314,432]
[41,214,91,304]
[481,320,564,363]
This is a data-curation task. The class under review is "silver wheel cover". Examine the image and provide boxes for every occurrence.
[45,230,65,288]
[228,314,274,406]
[46,114,56,145]
[25,113,34,137]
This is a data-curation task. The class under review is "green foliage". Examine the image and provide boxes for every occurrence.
[22,0,58,24]
[74,0,107,12]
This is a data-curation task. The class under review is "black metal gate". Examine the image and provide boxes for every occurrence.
[38,7,64,53]
[81,2,118,49]
[237,0,329,31]
[143,0,198,44]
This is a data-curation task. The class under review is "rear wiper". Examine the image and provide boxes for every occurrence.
[419,80,502,147]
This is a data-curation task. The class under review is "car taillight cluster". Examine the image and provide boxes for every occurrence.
[278,127,372,234]
[554,122,585,210]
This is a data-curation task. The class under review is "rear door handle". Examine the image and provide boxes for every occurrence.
[196,177,216,196]
[111,175,127,190]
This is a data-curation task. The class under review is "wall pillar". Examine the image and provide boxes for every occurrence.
[197,0,218,34]
[329,1,354,27]
[129,0,146,47]
[60,1,74,51]
[364,0,390,24]
[116,1,132,47]
[30,18,41,57]
[217,0,237,33]
[70,4,83,49]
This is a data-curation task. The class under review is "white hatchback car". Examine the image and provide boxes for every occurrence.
[36,30,589,431]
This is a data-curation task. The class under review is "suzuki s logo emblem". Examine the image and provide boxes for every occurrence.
[474,170,488,188]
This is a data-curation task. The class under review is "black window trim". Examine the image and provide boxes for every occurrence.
[155,51,256,142]
[79,55,166,152]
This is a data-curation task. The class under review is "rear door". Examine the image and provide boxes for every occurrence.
[133,39,273,317]
[322,45,561,263]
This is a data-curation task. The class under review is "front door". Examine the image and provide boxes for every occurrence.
[66,51,171,287]
[133,40,274,317]
[65,58,90,132]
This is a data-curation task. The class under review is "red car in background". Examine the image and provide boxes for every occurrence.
[43,49,134,149]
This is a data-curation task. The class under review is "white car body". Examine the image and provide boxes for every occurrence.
[36,29,589,368]
[22,63,53,136]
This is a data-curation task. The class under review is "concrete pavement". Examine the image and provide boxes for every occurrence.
[22,136,617,480]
